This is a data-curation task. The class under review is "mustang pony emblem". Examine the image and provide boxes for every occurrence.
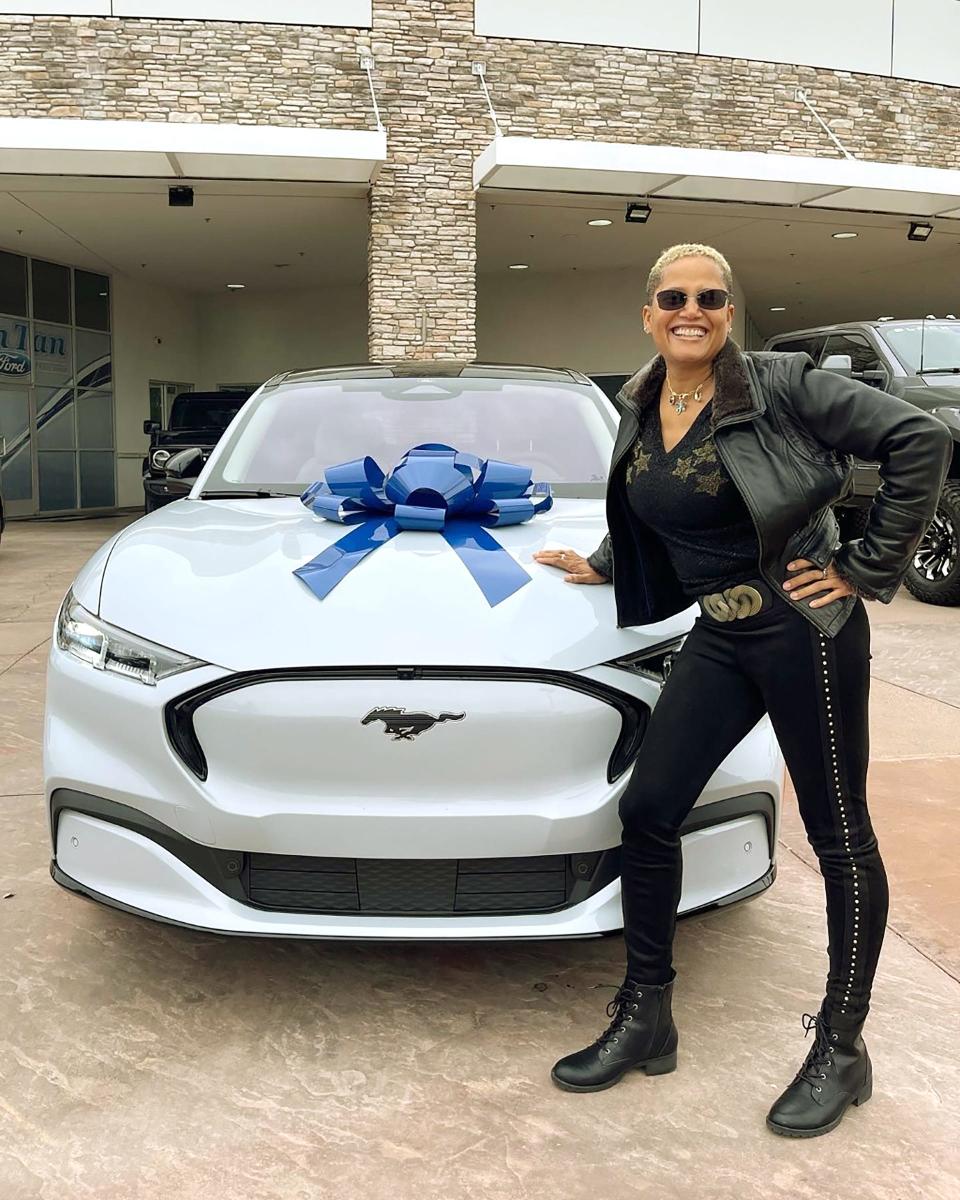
[361,707,466,741]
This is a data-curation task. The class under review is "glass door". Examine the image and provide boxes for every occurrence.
[149,381,193,427]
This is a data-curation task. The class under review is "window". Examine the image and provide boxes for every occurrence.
[31,260,71,324]
[877,323,960,374]
[211,378,616,497]
[169,394,248,432]
[0,251,28,318]
[74,271,111,332]
[149,381,194,427]
[588,374,632,405]
[820,333,885,379]
[767,334,827,361]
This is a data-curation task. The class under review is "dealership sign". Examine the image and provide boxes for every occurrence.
[0,318,68,380]
[0,350,30,377]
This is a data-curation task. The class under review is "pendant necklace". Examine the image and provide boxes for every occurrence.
[666,371,713,415]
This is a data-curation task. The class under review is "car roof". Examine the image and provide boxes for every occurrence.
[766,318,959,340]
[263,362,594,389]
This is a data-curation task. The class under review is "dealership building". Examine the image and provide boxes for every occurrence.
[1,0,959,517]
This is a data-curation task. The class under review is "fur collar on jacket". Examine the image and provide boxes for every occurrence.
[618,337,759,429]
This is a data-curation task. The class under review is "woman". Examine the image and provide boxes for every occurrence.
[533,243,951,1138]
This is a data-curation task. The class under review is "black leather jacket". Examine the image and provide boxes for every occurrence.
[587,340,952,638]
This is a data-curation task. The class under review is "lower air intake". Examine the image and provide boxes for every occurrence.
[243,852,583,916]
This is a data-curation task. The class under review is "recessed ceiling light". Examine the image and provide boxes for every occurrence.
[832,231,858,239]
[770,306,787,312]
[226,283,245,290]
[587,219,612,227]
[509,263,529,270]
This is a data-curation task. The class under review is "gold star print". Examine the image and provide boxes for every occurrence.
[672,456,697,482]
[626,445,651,483]
[692,441,717,464]
[695,469,725,496]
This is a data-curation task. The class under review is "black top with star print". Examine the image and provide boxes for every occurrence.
[624,398,761,597]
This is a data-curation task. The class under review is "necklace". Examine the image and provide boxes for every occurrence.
[666,371,713,415]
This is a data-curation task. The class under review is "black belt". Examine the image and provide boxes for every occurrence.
[697,578,775,622]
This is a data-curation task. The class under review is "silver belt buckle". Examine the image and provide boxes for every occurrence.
[700,584,765,622]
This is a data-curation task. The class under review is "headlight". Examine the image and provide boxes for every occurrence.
[56,591,207,686]
[151,449,172,469]
[604,635,685,683]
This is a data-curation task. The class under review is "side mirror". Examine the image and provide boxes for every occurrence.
[144,420,160,436]
[821,354,853,377]
[852,369,887,388]
[164,447,204,479]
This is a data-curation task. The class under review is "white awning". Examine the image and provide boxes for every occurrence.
[474,137,960,220]
[0,118,386,185]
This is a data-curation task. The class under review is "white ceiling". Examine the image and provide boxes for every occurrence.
[477,190,960,338]
[0,176,369,293]
[2,173,958,337]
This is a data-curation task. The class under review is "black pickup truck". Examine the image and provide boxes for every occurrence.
[763,319,960,607]
[142,389,254,512]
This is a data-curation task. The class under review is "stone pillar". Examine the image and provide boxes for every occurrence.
[367,1,484,361]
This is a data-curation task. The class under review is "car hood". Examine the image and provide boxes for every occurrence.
[901,380,960,403]
[917,377,960,393]
[95,498,691,673]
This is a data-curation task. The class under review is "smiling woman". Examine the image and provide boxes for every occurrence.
[538,240,952,1138]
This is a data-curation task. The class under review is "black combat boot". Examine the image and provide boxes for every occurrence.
[766,1010,872,1138]
[551,975,678,1093]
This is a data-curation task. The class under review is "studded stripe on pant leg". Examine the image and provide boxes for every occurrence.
[807,615,888,1025]
[816,630,862,1018]
[750,597,887,1027]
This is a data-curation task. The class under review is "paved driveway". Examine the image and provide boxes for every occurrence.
[1,517,958,1200]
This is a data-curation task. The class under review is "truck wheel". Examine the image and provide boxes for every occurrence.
[904,482,960,607]
[835,504,870,542]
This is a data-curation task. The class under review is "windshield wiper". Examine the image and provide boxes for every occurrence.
[199,489,292,499]
[918,367,960,375]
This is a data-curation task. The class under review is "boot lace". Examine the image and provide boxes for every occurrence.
[795,1012,839,1092]
[591,984,643,1053]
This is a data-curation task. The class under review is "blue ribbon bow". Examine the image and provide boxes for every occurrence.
[294,443,553,606]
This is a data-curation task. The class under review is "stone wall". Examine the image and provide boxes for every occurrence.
[1,5,958,358]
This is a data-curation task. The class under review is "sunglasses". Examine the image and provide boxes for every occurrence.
[655,288,730,311]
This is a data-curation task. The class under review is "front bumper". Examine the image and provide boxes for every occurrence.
[50,790,777,939]
[45,638,783,938]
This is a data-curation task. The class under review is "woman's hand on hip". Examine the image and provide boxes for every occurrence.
[533,548,609,584]
[783,559,856,608]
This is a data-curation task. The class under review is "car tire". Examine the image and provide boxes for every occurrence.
[835,504,871,543]
[904,481,960,607]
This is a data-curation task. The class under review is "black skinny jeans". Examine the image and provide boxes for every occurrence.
[618,592,888,1029]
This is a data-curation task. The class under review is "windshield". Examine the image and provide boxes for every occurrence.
[170,395,247,431]
[206,377,616,498]
[877,322,960,374]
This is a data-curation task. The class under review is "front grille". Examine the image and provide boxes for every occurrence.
[243,852,593,916]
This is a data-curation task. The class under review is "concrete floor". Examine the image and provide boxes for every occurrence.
[1,516,959,1200]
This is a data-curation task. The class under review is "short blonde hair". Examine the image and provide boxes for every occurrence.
[646,243,733,303]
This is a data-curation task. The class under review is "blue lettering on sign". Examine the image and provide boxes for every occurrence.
[0,351,31,376]
[0,321,29,352]
[0,320,70,377]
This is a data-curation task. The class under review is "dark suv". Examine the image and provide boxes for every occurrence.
[764,320,960,606]
[142,389,254,512]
